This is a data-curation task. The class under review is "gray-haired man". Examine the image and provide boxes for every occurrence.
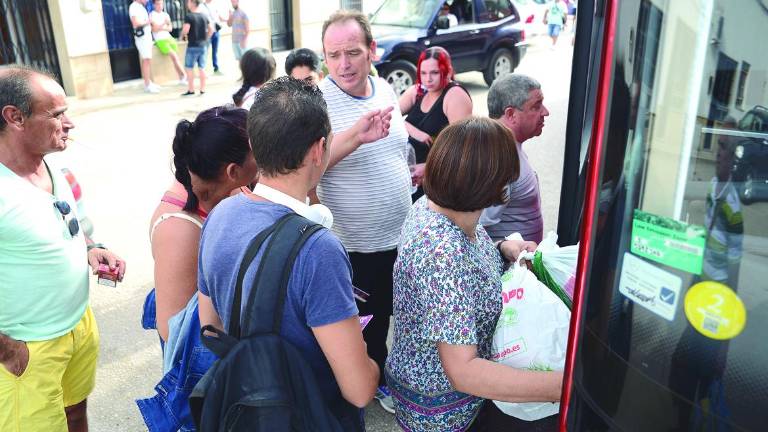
[481,74,550,243]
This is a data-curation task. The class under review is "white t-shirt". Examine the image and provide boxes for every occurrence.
[129,1,151,41]
[149,10,173,40]
[239,86,258,111]
[200,1,222,27]
[317,76,411,253]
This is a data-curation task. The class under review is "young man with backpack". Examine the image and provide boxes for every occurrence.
[195,76,379,431]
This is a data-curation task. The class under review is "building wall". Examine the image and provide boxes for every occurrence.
[641,0,711,218]
[697,1,768,123]
[45,0,271,98]
[292,0,342,52]
[47,0,113,98]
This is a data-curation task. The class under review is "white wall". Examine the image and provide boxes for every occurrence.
[697,1,768,121]
[50,0,109,57]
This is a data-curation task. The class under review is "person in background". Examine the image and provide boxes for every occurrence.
[137,106,258,431]
[481,74,549,243]
[150,0,187,86]
[200,0,226,74]
[543,0,568,48]
[439,1,458,27]
[180,0,213,96]
[386,117,560,432]
[702,117,743,287]
[285,48,324,84]
[0,65,126,432]
[319,9,408,414]
[399,46,472,200]
[227,0,249,61]
[130,0,161,93]
[198,77,380,431]
[232,47,276,110]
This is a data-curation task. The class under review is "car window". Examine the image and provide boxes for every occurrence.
[370,0,442,28]
[448,0,476,25]
[738,108,768,133]
[482,0,514,21]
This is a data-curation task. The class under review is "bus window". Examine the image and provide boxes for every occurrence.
[566,0,768,430]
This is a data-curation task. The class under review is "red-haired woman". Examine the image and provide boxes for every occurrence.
[399,47,473,199]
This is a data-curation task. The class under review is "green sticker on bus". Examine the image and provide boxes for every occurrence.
[630,209,706,274]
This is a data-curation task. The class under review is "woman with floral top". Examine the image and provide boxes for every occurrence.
[386,117,563,431]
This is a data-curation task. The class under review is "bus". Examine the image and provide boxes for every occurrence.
[559,0,767,430]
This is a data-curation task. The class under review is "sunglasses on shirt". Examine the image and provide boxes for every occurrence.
[54,200,80,237]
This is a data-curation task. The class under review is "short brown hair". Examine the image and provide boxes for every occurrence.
[322,10,374,49]
[423,117,520,212]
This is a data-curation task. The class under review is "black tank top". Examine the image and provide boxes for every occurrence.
[405,81,468,163]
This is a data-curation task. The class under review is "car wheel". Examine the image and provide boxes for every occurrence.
[483,48,515,87]
[740,170,756,205]
[382,60,416,96]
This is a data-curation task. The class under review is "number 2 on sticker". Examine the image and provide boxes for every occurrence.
[707,294,724,314]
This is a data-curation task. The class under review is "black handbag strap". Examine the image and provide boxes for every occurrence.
[241,214,322,337]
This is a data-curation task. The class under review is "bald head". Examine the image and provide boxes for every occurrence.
[0,65,57,132]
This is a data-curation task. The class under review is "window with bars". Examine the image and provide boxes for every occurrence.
[0,0,62,83]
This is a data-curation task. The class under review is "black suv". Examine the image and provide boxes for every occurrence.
[370,0,527,94]
[733,106,768,204]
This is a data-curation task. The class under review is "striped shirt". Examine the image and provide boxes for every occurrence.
[318,76,411,253]
[480,143,543,243]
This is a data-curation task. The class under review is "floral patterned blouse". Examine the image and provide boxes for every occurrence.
[386,197,504,431]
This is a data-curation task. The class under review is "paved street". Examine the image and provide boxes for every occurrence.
[52,33,574,431]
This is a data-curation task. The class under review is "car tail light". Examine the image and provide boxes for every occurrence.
[525,14,535,24]
[521,29,526,41]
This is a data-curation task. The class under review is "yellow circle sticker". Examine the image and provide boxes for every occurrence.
[684,281,746,340]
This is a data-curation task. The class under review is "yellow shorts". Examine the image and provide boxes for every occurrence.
[0,306,99,432]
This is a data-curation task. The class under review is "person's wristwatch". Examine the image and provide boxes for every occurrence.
[87,242,107,252]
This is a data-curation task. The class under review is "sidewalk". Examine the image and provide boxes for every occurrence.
[67,50,292,117]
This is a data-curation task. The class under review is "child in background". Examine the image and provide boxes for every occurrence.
[150,0,187,86]
[284,48,323,84]
[232,47,276,110]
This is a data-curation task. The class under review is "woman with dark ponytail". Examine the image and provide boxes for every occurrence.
[139,105,259,430]
[232,47,276,110]
[148,105,258,342]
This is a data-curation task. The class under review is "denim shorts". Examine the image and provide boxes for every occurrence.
[184,45,207,69]
[548,23,562,37]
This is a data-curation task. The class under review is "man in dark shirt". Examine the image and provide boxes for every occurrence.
[180,0,213,96]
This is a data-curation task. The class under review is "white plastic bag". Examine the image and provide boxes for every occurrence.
[490,256,571,421]
[521,231,579,305]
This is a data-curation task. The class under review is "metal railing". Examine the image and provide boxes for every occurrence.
[0,0,62,83]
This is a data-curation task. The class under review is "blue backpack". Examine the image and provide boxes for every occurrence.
[189,214,349,431]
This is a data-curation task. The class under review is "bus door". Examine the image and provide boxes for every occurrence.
[560,0,768,430]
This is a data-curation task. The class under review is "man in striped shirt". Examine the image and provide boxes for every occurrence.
[317,10,411,413]
[481,74,549,243]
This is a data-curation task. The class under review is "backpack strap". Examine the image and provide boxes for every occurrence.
[241,213,322,337]
[228,213,294,338]
[199,215,287,356]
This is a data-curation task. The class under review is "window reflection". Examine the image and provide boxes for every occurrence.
[580,0,768,430]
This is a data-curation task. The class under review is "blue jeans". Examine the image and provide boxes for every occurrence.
[210,30,220,71]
